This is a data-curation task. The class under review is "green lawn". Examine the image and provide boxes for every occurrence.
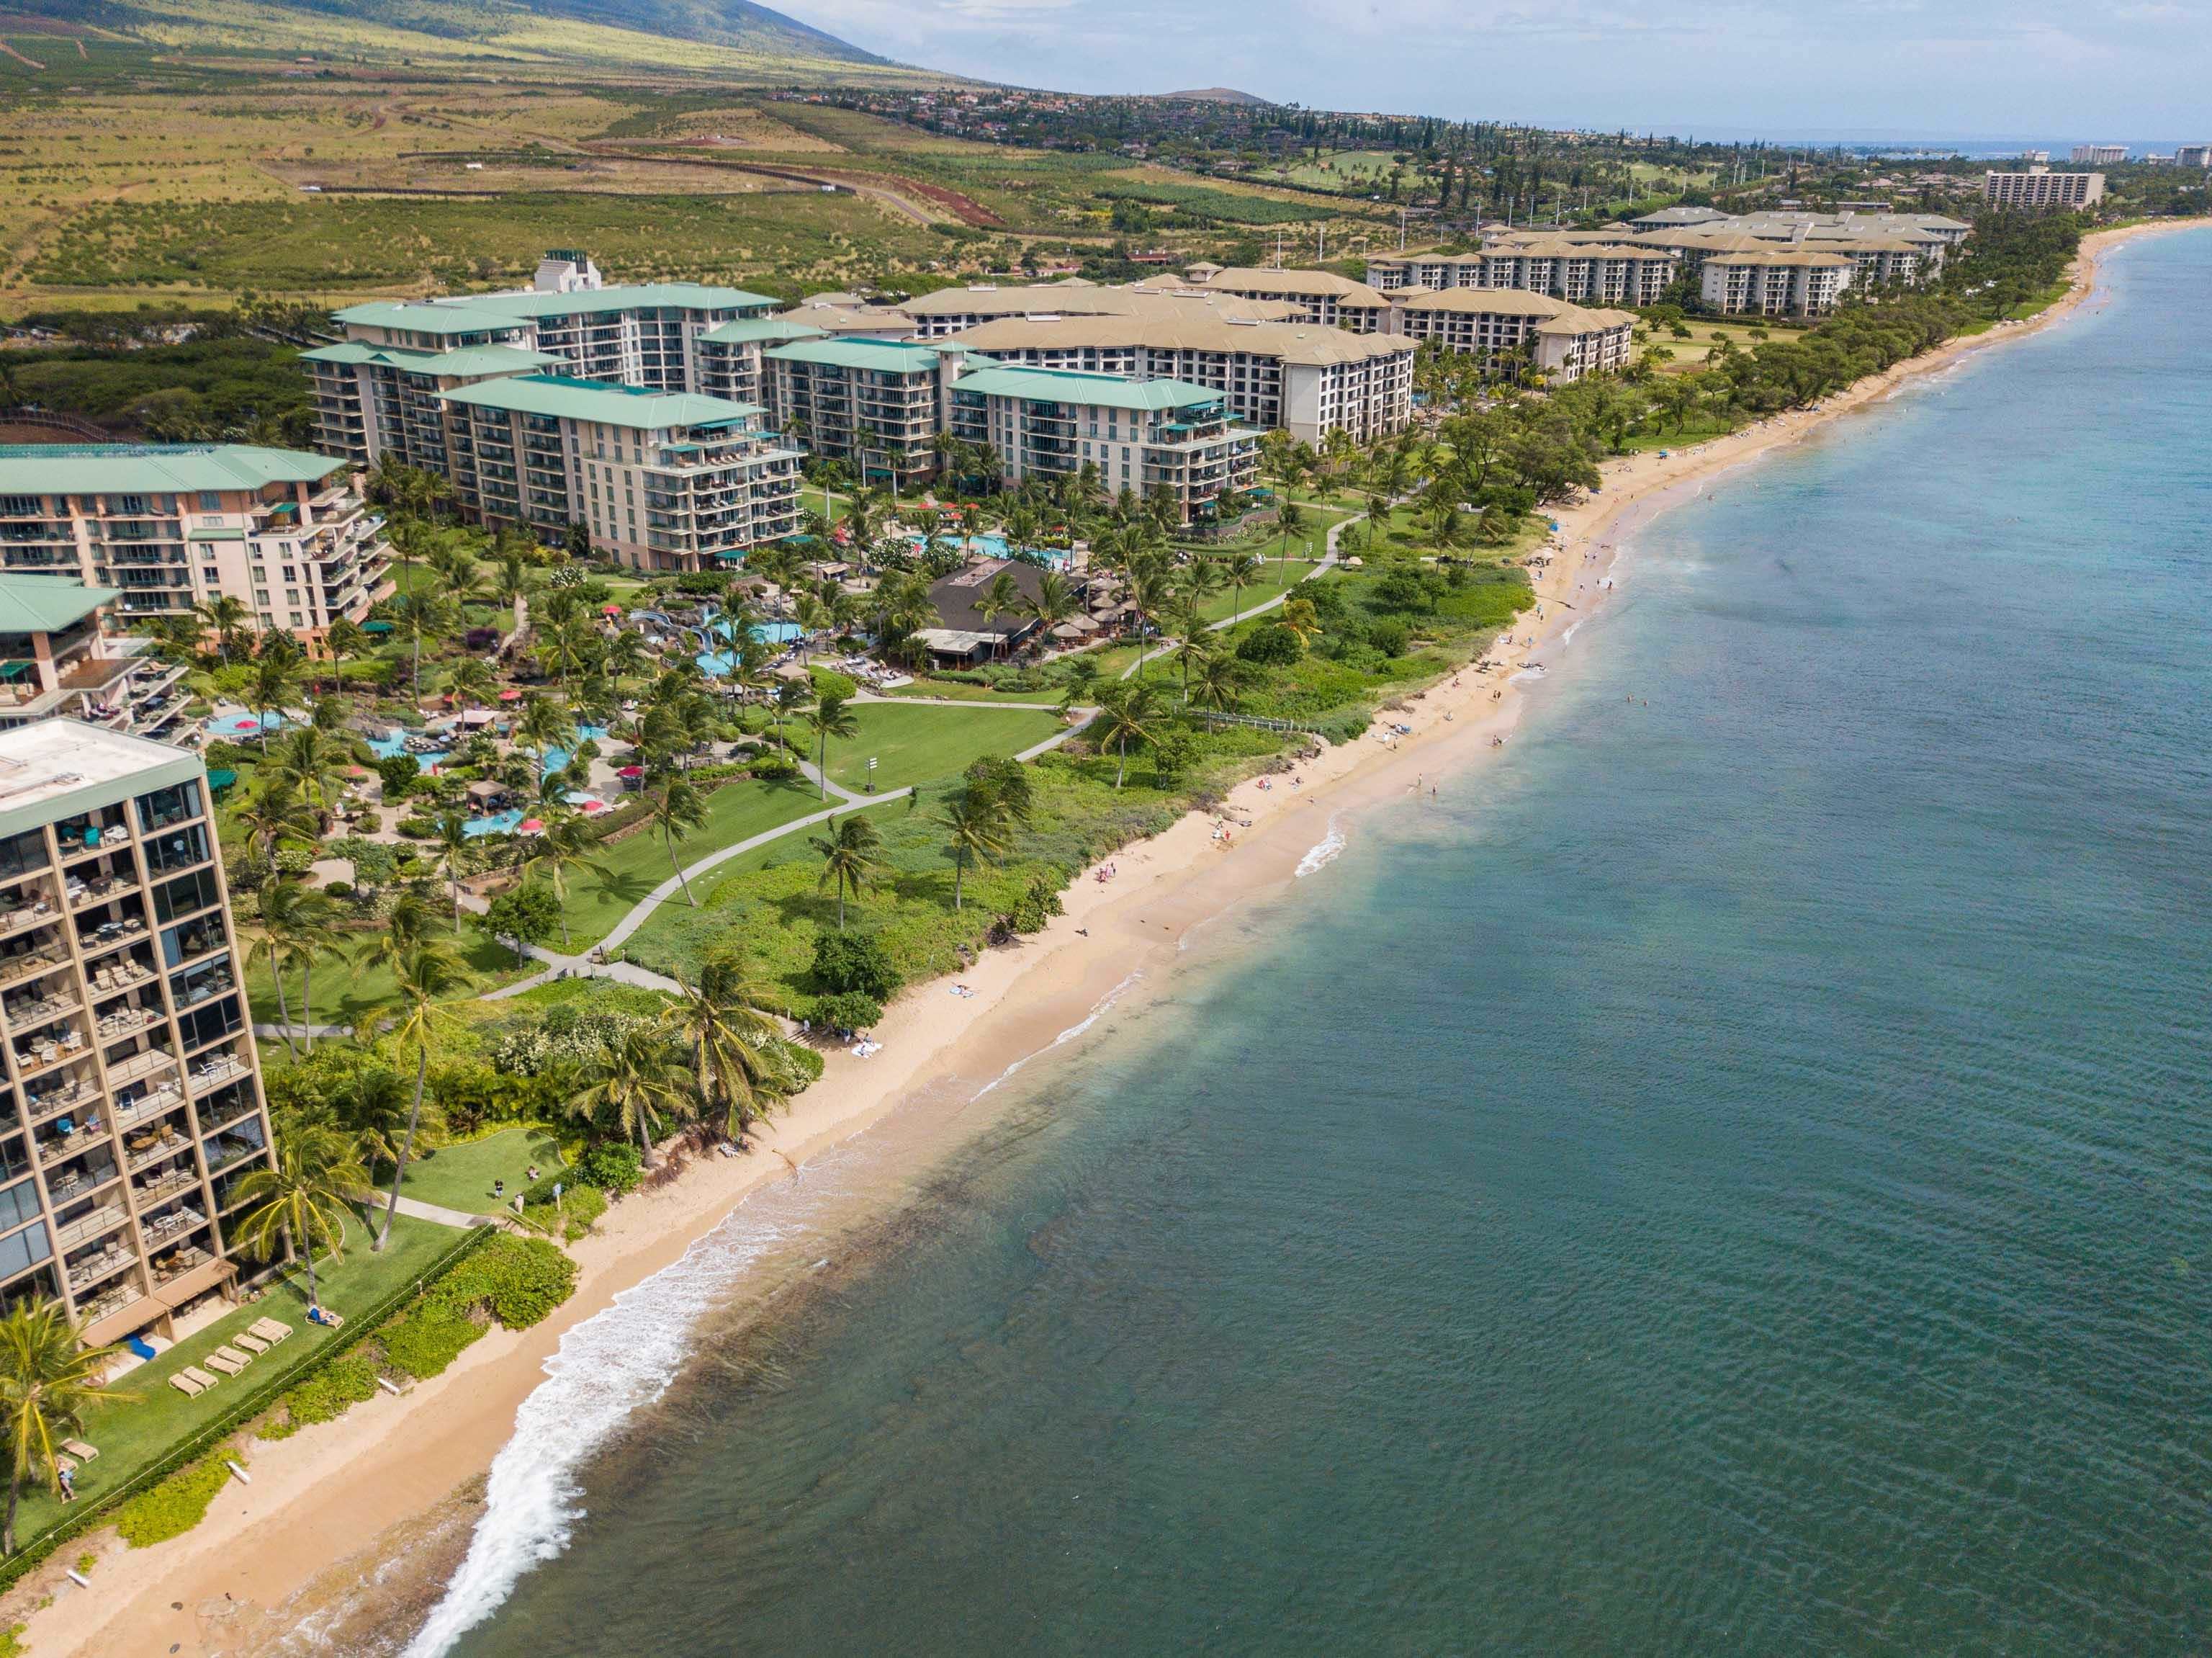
[247,927,530,1031]
[11,1214,466,1546]
[817,703,1066,794]
[556,776,825,949]
[400,1126,554,1214]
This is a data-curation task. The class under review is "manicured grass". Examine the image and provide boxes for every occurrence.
[10,1214,464,1544]
[817,703,1065,794]
[555,776,824,949]
[246,927,530,1032]
[400,1127,554,1214]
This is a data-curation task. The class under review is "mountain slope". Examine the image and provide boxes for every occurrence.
[18,0,902,72]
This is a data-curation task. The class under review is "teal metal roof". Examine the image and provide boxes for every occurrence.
[950,366,1228,412]
[764,337,946,374]
[301,341,557,377]
[463,282,778,318]
[0,573,119,634]
[702,317,830,346]
[439,375,763,430]
[330,302,528,336]
[0,444,341,498]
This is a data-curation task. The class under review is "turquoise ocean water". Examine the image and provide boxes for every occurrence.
[421,228,2212,1657]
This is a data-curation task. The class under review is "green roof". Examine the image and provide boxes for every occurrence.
[302,341,557,377]
[951,365,1229,413]
[702,317,830,346]
[0,444,341,498]
[0,573,119,634]
[439,375,763,430]
[336,283,778,335]
[763,337,947,374]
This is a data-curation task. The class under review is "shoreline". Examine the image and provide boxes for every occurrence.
[14,215,2195,1658]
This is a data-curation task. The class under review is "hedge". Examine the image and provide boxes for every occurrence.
[114,1455,236,1549]
[260,1352,379,1438]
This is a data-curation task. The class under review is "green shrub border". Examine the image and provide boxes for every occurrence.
[0,1224,495,1591]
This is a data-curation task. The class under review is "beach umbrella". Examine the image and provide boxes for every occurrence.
[518,817,545,835]
[498,688,523,702]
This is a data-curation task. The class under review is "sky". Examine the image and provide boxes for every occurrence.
[785,0,2212,142]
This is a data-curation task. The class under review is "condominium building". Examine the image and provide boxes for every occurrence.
[0,575,188,738]
[1983,169,2105,210]
[947,364,1259,521]
[932,307,1415,446]
[1699,249,1856,316]
[694,317,832,408]
[2177,145,2212,169]
[902,280,1299,339]
[1184,268,1398,332]
[2069,145,2128,165]
[435,376,802,571]
[758,338,978,490]
[0,720,272,1345]
[1367,241,1677,306]
[0,446,392,641]
[1389,290,1636,382]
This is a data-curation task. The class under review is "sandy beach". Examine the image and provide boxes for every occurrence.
[12,215,2193,1658]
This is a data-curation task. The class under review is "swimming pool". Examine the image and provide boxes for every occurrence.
[539,726,608,775]
[960,534,1069,570]
[204,712,284,740]
[364,731,451,772]
[462,809,525,838]
[708,618,805,645]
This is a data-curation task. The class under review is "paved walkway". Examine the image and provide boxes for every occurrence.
[1118,513,1362,681]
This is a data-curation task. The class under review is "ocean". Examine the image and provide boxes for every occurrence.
[414,226,2212,1657]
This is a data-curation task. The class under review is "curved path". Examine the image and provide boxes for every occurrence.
[1118,511,1364,681]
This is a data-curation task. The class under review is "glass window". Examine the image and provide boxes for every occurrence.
[0,1137,25,1186]
[0,1221,50,1283]
[135,780,204,834]
[177,997,240,1050]
[143,822,210,875]
[0,1179,37,1234]
[153,867,221,925]
[197,492,222,511]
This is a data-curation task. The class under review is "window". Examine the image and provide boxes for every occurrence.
[135,781,203,834]
[197,492,222,511]
[0,1222,50,1283]
[0,1180,38,1234]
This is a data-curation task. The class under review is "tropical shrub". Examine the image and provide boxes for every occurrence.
[574,1141,644,1196]
[264,1352,380,1437]
[114,1457,234,1548]
[379,1305,484,1380]
[431,1235,577,1330]
[812,990,882,1030]
[809,931,901,1000]
[1236,624,1303,665]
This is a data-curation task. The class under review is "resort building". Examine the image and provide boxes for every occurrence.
[1982,169,2105,210]
[1389,291,1636,383]
[778,295,923,340]
[2069,144,2128,165]
[0,720,274,1347]
[694,317,830,408]
[434,377,802,571]
[1184,268,1398,332]
[1698,249,1856,316]
[2177,145,2212,169]
[901,280,1298,339]
[946,364,1259,520]
[758,338,980,491]
[931,310,1414,446]
[0,575,188,738]
[1365,241,1677,305]
[0,445,392,641]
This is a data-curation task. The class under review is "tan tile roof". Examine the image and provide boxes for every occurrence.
[1199,267,1397,306]
[943,310,1417,367]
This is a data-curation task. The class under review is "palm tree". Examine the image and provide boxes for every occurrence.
[809,813,881,931]
[575,1027,685,1168]
[1188,643,1250,714]
[193,594,251,663]
[236,780,317,864]
[804,691,858,801]
[444,656,498,717]
[526,814,608,950]
[1090,680,1161,789]
[1281,596,1321,647]
[323,615,370,686]
[492,552,531,635]
[0,1303,120,1555]
[665,951,786,1142]
[1021,570,1078,650]
[246,651,298,755]
[976,569,1024,659]
[229,1120,368,1313]
[1221,550,1264,618]
[938,782,1012,912]
[246,881,336,1057]
[515,693,574,781]
[265,725,346,830]
[435,809,470,933]
[390,588,454,707]
[374,942,465,1250]
[648,777,709,907]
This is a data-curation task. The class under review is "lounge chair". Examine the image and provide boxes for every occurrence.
[251,1317,292,1344]
[180,1366,220,1391]
[204,1352,246,1377]
[306,1307,343,1330]
[168,1372,204,1397]
[232,1332,269,1355]
[212,1344,252,1368]
[61,1439,96,1462]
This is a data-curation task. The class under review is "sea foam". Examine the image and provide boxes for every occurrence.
[1295,817,1346,877]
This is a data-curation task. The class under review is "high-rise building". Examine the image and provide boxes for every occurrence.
[2176,145,2212,169]
[1982,170,2106,210]
[0,445,392,641]
[2069,144,2128,165]
[0,720,273,1346]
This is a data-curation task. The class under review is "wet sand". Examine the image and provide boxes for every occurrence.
[13,215,2188,1658]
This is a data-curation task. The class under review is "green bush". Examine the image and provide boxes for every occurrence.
[521,1180,606,1242]
[810,931,902,1000]
[748,753,800,783]
[808,666,858,702]
[1236,624,1304,665]
[114,1456,234,1549]
[379,1306,485,1380]
[575,1141,643,1196]
[812,990,882,1030]
[265,1352,380,1436]
[395,815,439,839]
[430,1234,578,1330]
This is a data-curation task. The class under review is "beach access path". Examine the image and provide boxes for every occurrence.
[19,218,2199,1658]
[1117,511,1360,680]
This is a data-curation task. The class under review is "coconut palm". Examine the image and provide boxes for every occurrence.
[246,881,337,1058]
[976,569,1025,659]
[1221,550,1264,618]
[444,656,498,717]
[803,691,858,801]
[435,809,470,933]
[373,942,466,1250]
[664,951,786,1141]
[236,780,318,864]
[515,693,575,780]
[1021,569,1078,650]
[266,725,349,830]
[390,587,454,706]
[574,1026,686,1168]
[1187,643,1251,714]
[229,1119,368,1312]
[809,813,881,931]
[1090,679,1162,789]
[526,814,609,950]
[0,1303,120,1555]
[193,594,251,663]
[245,651,298,755]
[648,777,709,907]
[938,781,1012,912]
